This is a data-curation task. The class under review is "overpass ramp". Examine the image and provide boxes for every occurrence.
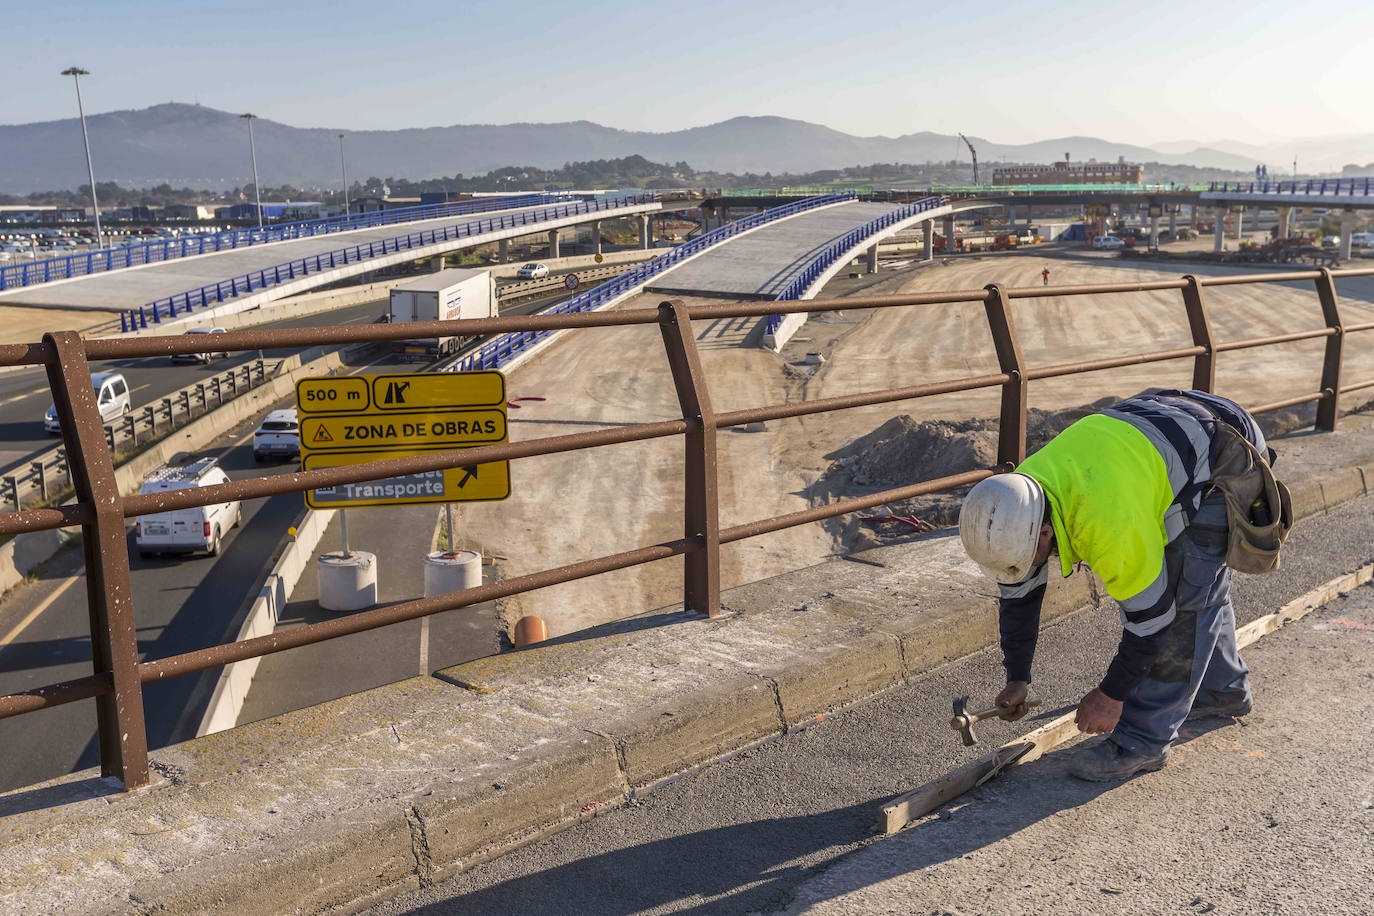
[0,197,659,319]
[646,201,900,299]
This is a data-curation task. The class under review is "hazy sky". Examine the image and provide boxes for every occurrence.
[3,0,1369,146]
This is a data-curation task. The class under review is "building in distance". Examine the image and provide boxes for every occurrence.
[993,156,1144,186]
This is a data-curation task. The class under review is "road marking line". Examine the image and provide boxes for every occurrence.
[0,573,82,649]
[0,384,51,407]
[129,384,150,394]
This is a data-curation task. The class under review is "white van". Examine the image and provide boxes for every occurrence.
[43,371,132,434]
[1350,232,1374,249]
[1092,235,1125,250]
[134,458,242,557]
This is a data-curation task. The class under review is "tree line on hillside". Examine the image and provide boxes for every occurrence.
[2,154,1280,208]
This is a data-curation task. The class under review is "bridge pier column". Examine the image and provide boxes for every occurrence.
[431,255,445,272]
[1150,212,1159,248]
[1168,207,1178,239]
[1233,207,1244,240]
[922,219,934,261]
[547,228,560,259]
[1276,206,1292,240]
[866,242,879,274]
[942,215,955,252]
[498,238,509,262]
[1340,210,1356,261]
[1214,208,1226,252]
[639,214,651,249]
[590,220,602,256]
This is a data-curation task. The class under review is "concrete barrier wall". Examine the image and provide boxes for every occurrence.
[196,506,335,736]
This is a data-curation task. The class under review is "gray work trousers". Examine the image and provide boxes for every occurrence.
[1111,495,1252,757]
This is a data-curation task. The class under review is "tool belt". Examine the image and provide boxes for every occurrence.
[1205,423,1293,574]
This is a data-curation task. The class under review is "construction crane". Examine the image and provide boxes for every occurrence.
[958,133,979,186]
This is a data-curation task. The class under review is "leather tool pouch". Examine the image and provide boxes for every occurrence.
[1207,424,1293,574]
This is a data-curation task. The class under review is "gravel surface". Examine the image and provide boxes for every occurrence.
[364,491,1374,916]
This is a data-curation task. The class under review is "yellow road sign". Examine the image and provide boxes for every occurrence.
[301,409,506,452]
[297,371,505,416]
[295,371,512,507]
[303,449,510,509]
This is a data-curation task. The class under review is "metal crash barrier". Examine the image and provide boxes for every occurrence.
[0,265,1372,791]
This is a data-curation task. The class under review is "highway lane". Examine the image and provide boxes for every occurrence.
[0,297,392,475]
[0,294,578,792]
[0,422,302,792]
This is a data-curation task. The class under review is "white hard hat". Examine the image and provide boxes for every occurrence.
[958,473,1047,584]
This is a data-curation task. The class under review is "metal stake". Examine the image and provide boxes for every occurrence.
[339,508,350,558]
[444,502,456,557]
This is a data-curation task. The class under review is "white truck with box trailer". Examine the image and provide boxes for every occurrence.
[388,268,498,361]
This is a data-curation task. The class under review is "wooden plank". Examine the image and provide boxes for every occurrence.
[877,560,1374,836]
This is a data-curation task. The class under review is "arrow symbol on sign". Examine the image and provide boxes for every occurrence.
[457,465,479,487]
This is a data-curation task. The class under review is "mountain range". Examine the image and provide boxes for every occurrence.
[2,104,1370,193]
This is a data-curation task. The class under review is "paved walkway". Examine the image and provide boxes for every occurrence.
[779,587,1374,916]
[646,201,897,299]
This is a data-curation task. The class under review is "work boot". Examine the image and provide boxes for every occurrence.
[1067,738,1169,782]
[1186,693,1252,720]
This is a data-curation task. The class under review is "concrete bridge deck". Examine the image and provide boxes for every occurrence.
[3,413,1374,914]
[646,201,898,299]
[0,198,660,315]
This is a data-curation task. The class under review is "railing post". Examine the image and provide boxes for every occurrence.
[32,461,47,503]
[982,284,1028,466]
[657,299,721,617]
[1180,275,1215,391]
[42,331,149,789]
[1315,267,1345,431]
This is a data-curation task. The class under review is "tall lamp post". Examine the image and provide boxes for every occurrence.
[240,113,264,229]
[337,133,350,217]
[61,67,103,249]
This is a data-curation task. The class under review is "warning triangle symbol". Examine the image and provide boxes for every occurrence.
[313,425,334,442]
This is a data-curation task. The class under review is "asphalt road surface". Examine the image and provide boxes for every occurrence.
[364,490,1374,916]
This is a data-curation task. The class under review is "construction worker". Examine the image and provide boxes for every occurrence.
[1041,267,1050,286]
[958,390,1270,781]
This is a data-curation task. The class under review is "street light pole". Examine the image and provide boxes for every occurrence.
[337,133,349,217]
[240,113,264,229]
[61,67,103,249]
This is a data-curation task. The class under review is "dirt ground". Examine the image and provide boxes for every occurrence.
[450,252,1374,637]
[0,303,120,341]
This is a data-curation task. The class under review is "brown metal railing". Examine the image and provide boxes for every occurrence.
[1,264,1372,791]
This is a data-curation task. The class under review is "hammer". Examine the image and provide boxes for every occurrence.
[950,695,1041,746]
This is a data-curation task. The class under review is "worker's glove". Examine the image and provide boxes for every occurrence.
[995,681,1031,721]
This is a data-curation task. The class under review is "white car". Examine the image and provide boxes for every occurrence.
[516,262,549,279]
[134,458,241,557]
[253,408,300,462]
[171,326,229,363]
[44,371,132,434]
[1092,235,1126,250]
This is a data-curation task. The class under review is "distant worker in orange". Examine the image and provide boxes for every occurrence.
[1042,267,1051,286]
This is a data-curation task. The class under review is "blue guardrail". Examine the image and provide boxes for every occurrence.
[120,194,660,332]
[448,193,858,372]
[1207,178,1374,197]
[763,195,948,335]
[3,193,567,294]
